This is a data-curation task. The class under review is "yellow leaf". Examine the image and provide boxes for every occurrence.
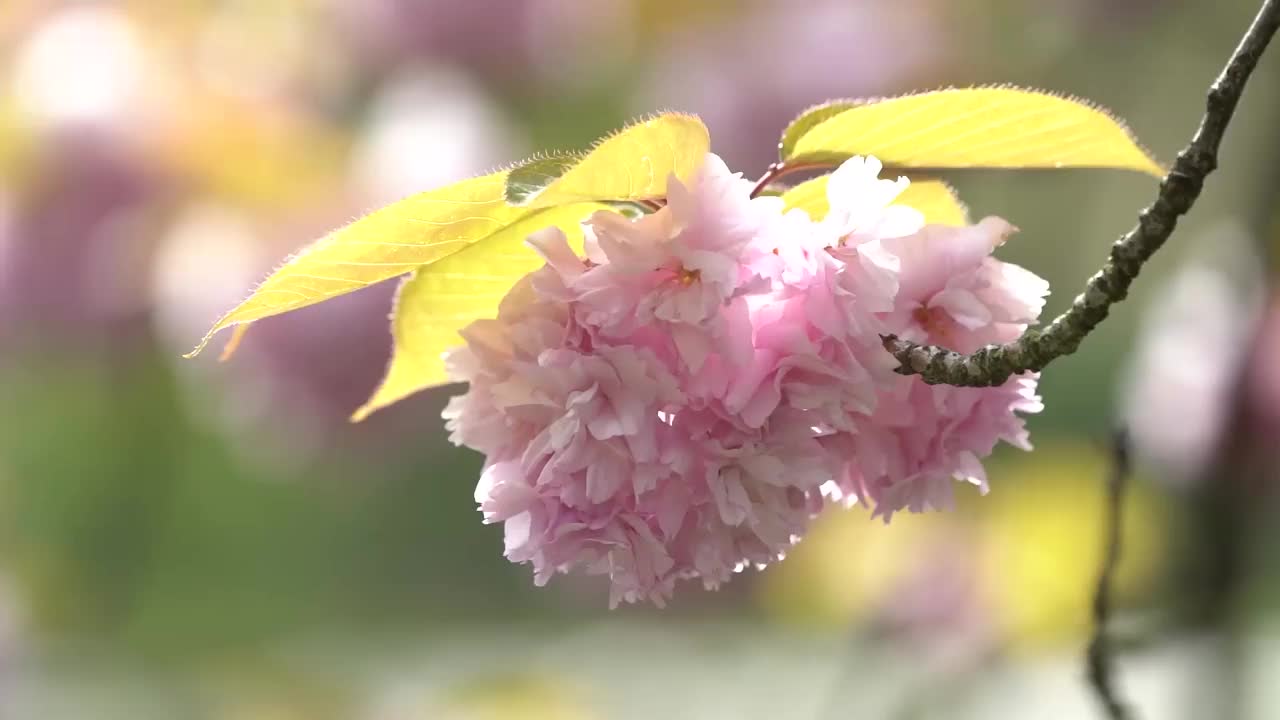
[528,113,710,207]
[188,171,529,358]
[785,86,1163,177]
[777,99,862,161]
[779,175,832,220]
[782,174,970,227]
[351,203,606,421]
[505,153,583,205]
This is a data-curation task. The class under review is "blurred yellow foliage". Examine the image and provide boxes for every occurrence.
[0,100,31,182]
[977,444,1168,651]
[156,94,348,210]
[757,442,1169,653]
[437,673,598,720]
[758,504,957,628]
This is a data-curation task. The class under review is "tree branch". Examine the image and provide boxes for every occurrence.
[1087,429,1133,720]
[882,0,1280,387]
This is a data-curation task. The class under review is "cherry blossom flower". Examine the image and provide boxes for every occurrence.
[444,153,1046,604]
[829,215,1048,519]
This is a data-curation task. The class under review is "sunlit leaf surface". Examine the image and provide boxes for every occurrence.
[525,113,710,207]
[785,86,1163,177]
[351,204,606,420]
[189,171,528,357]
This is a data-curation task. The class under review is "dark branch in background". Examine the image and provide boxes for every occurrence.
[1087,429,1133,720]
[883,0,1280,386]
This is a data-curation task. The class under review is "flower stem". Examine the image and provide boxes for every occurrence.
[749,161,833,198]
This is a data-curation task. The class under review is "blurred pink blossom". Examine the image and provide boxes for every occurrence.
[1123,231,1263,483]
[635,0,948,172]
[873,527,997,669]
[1246,293,1280,439]
[0,135,164,350]
[326,0,632,88]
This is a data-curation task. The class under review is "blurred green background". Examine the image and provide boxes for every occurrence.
[1,1,1279,718]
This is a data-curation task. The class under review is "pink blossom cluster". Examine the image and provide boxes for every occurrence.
[443,154,1047,606]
